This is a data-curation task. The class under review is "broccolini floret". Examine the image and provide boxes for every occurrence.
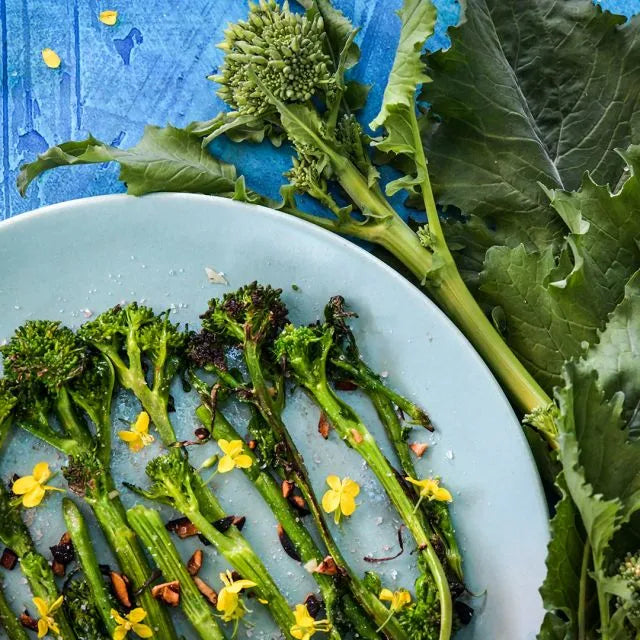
[0,381,17,447]
[615,551,640,632]
[64,579,110,640]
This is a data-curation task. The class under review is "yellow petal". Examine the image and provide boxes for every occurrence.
[342,478,360,498]
[23,485,46,508]
[37,619,48,638]
[111,609,127,626]
[217,439,231,454]
[229,579,256,593]
[379,589,394,602]
[33,598,49,617]
[290,627,305,640]
[12,476,37,495]
[398,591,412,608]
[118,430,141,443]
[132,623,153,638]
[217,588,238,613]
[133,412,150,435]
[219,570,233,587]
[433,487,453,503]
[113,626,128,640]
[326,475,341,491]
[340,493,357,517]
[99,10,118,25]
[226,440,244,458]
[217,454,236,474]
[404,476,423,489]
[47,620,60,635]
[48,595,64,613]
[234,454,253,469]
[41,48,61,69]
[32,462,51,483]
[127,608,147,624]
[322,489,340,514]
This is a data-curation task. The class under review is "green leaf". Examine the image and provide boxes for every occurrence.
[369,0,436,158]
[538,481,586,639]
[578,272,640,432]
[479,147,640,391]
[18,125,240,197]
[422,0,640,262]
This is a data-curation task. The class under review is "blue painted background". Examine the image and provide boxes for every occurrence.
[1,0,639,220]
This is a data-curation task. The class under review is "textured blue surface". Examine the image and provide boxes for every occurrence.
[0,0,639,220]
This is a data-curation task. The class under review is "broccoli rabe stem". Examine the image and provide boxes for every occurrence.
[368,391,463,580]
[195,403,383,640]
[163,485,296,638]
[62,499,117,636]
[239,344,409,640]
[89,487,176,639]
[0,582,29,640]
[127,505,226,640]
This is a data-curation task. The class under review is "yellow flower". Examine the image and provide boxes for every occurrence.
[99,10,118,25]
[217,439,252,473]
[405,476,452,513]
[12,462,63,508]
[41,49,61,69]
[290,603,332,640]
[377,588,412,632]
[111,608,153,640]
[33,595,63,638]
[216,570,256,623]
[118,412,155,452]
[321,475,360,524]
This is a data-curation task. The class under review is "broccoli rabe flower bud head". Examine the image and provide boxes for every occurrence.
[214,0,331,115]
[616,551,640,628]
[0,381,17,428]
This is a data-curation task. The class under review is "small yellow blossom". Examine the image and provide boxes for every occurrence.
[99,10,118,26]
[41,49,61,69]
[33,595,63,638]
[321,475,360,524]
[405,476,452,513]
[118,412,154,452]
[377,589,412,632]
[111,608,153,640]
[217,439,252,473]
[217,570,256,623]
[12,462,63,508]
[290,603,332,640]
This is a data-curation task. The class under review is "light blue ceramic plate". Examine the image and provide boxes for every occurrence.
[0,194,549,639]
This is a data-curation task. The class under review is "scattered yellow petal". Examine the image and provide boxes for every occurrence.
[13,462,61,508]
[321,475,360,524]
[41,49,61,69]
[99,10,118,26]
[290,603,332,639]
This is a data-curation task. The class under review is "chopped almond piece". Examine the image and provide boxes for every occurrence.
[281,480,295,498]
[110,571,132,608]
[350,429,363,444]
[409,442,428,458]
[318,413,331,439]
[187,549,203,576]
[314,556,339,576]
[193,577,218,606]
[152,581,181,607]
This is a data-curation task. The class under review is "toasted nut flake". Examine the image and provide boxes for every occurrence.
[277,524,301,561]
[193,577,218,606]
[335,380,358,391]
[232,515,246,531]
[247,439,257,450]
[50,532,74,565]
[350,429,363,444]
[110,571,132,608]
[314,556,338,576]
[187,549,203,576]
[281,480,295,499]
[19,612,38,631]
[99,10,118,25]
[166,516,199,539]
[212,515,235,533]
[288,495,310,515]
[0,548,17,570]
[152,581,181,607]
[194,427,210,441]
[41,48,61,68]
[409,442,428,458]
[318,413,331,439]
[51,559,66,577]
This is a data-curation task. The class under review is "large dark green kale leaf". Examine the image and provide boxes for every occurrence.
[477,147,640,392]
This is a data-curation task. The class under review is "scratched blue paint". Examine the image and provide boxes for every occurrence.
[0,0,638,220]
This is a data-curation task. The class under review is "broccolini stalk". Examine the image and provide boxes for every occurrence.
[275,324,453,640]
[63,579,110,640]
[127,504,227,640]
[0,482,77,639]
[203,0,552,422]
[62,498,117,636]
[193,397,381,640]
[324,296,463,580]
[129,450,297,638]
[0,581,29,640]
[0,321,176,640]
[195,284,408,639]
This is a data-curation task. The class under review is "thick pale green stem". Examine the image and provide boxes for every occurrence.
[90,488,177,640]
[127,505,226,640]
[63,498,117,635]
[0,582,29,640]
